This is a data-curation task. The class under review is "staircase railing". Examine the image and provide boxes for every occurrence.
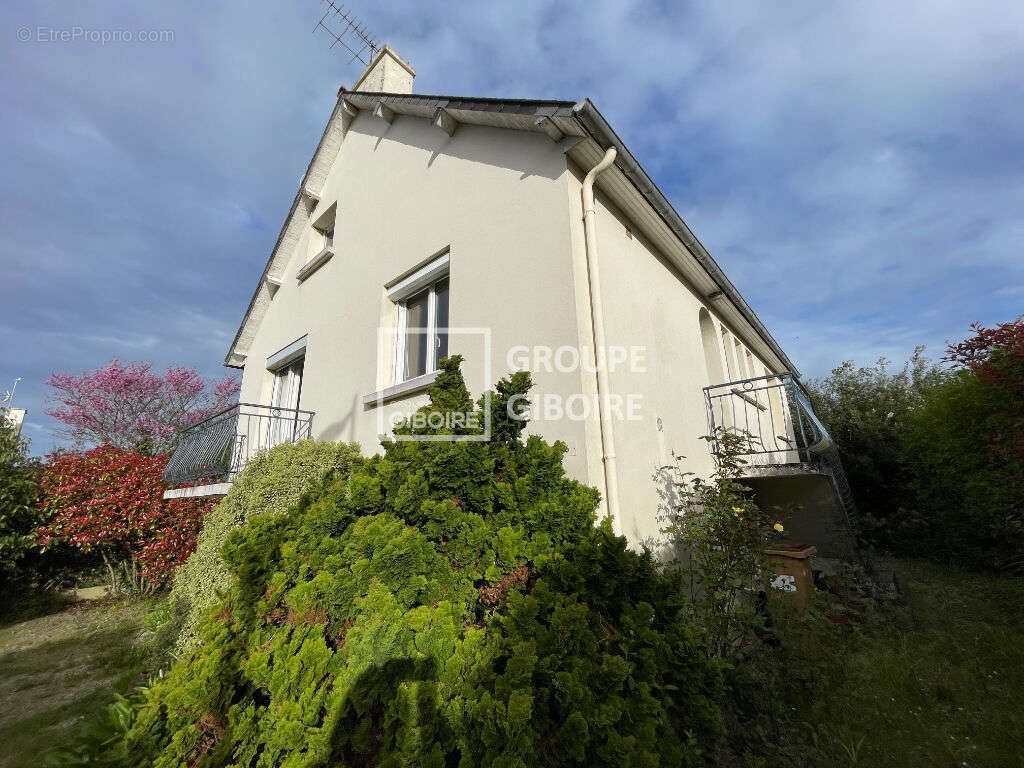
[163,402,314,486]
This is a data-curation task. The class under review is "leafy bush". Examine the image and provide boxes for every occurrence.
[663,431,786,659]
[809,320,1024,571]
[0,414,41,579]
[806,349,949,548]
[944,318,1024,489]
[121,357,723,767]
[169,440,361,650]
[900,372,1018,567]
[36,446,214,592]
[40,680,156,768]
[902,320,1024,571]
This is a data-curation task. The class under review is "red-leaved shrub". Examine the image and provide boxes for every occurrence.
[36,445,214,591]
[946,318,1024,470]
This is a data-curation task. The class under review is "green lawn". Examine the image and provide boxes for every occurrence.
[1,561,1021,768]
[729,559,1024,768]
[0,597,153,768]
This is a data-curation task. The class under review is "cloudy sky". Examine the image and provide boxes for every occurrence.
[2,0,1022,454]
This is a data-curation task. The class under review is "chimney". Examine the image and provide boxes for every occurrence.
[350,45,415,94]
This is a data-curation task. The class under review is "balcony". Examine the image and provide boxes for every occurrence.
[162,402,314,497]
[703,372,832,465]
[703,372,858,536]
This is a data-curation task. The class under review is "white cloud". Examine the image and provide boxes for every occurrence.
[1,0,1022,453]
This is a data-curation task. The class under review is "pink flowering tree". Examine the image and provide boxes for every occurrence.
[46,360,240,454]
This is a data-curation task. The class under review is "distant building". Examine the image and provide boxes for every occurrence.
[3,407,26,438]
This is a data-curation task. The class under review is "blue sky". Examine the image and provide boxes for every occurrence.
[2,0,1022,455]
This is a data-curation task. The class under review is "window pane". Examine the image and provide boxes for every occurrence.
[434,277,449,364]
[287,360,304,410]
[271,359,303,409]
[271,371,286,408]
[404,288,429,379]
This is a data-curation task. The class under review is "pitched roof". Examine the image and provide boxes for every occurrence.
[225,92,798,376]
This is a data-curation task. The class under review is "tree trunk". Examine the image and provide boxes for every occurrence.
[101,551,119,594]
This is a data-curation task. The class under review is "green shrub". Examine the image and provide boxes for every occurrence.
[809,327,1024,571]
[0,414,41,581]
[169,439,360,650]
[663,431,787,659]
[905,371,1022,570]
[122,357,723,767]
[806,349,950,549]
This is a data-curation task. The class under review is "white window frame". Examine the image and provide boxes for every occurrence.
[319,225,333,252]
[265,342,306,450]
[310,203,337,249]
[387,252,449,385]
[299,203,337,282]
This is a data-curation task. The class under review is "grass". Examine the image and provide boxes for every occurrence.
[0,560,1020,768]
[0,596,155,768]
[728,558,1024,768]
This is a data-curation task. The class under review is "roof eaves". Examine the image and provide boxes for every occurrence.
[224,90,798,377]
[569,98,800,376]
[223,100,346,368]
[343,91,578,111]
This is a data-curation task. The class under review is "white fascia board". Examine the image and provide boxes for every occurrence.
[224,99,354,367]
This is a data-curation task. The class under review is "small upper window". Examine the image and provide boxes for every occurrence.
[311,203,336,259]
[298,203,337,282]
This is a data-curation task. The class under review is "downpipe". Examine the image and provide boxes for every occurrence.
[581,147,622,534]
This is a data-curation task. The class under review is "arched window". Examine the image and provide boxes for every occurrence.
[734,338,749,379]
[720,328,736,380]
[745,349,759,379]
[699,308,725,385]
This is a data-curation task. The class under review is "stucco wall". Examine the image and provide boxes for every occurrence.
[236,109,794,550]
[237,112,592,483]
[565,164,781,545]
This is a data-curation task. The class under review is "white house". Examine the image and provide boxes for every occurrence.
[165,47,856,556]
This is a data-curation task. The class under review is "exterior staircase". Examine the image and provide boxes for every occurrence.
[704,373,859,556]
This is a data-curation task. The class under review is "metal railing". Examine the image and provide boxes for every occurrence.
[163,402,314,486]
[703,372,825,464]
[703,372,858,529]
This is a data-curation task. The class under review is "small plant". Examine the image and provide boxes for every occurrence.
[40,679,155,768]
[664,429,785,658]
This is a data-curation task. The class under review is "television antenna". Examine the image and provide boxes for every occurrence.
[1,377,22,409]
[314,1,380,67]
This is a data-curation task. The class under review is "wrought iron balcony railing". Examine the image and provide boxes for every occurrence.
[163,402,314,487]
[703,372,830,464]
[704,372,858,527]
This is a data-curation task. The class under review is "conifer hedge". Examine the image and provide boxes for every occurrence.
[126,357,722,767]
[169,440,361,649]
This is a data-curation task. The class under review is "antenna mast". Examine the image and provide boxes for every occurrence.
[314,1,380,66]
[1,377,21,409]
